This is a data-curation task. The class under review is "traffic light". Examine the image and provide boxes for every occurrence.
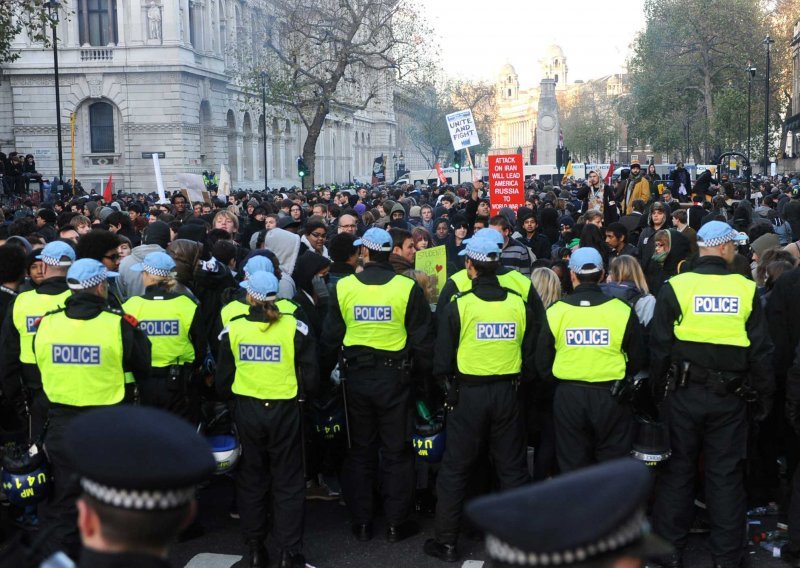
[453,150,461,170]
[297,156,308,178]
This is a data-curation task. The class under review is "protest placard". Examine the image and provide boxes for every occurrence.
[414,245,447,302]
[446,109,480,151]
[488,154,524,215]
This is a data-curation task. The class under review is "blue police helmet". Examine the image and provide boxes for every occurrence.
[459,235,502,262]
[1,446,50,506]
[243,255,275,277]
[207,432,241,475]
[67,258,118,290]
[130,251,177,277]
[413,420,446,463]
[36,240,76,267]
[568,247,603,274]
[239,270,280,301]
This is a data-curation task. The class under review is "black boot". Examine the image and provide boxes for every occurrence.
[280,550,306,568]
[245,539,268,568]
[423,538,459,563]
[386,520,420,542]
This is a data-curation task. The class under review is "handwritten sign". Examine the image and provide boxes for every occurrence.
[446,109,480,150]
[488,154,524,215]
[414,245,447,301]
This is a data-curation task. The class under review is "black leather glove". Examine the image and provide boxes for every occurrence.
[751,395,773,422]
[786,399,800,433]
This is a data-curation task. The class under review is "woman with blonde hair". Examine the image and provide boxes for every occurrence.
[215,270,317,568]
[601,254,656,327]
[530,267,561,308]
[122,251,205,418]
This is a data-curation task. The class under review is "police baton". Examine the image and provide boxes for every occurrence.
[339,352,353,449]
[296,368,308,479]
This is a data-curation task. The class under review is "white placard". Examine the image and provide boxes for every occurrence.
[153,154,167,203]
[446,108,480,151]
[176,173,206,203]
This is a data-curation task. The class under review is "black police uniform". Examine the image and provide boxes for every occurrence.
[35,293,151,560]
[321,261,433,538]
[464,458,673,567]
[127,283,206,420]
[431,275,535,550]
[650,256,774,567]
[536,282,645,473]
[64,405,215,568]
[0,276,70,442]
[216,307,319,563]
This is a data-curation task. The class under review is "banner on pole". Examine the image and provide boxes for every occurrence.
[446,109,481,151]
[153,154,167,203]
[488,154,524,216]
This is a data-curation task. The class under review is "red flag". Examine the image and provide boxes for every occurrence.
[435,163,447,185]
[604,161,615,184]
[103,174,113,202]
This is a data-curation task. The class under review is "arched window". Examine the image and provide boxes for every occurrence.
[89,102,115,153]
[78,0,118,46]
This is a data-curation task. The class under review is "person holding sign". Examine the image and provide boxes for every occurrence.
[424,235,535,563]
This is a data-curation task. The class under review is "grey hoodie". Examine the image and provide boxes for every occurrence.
[264,228,300,299]
[117,243,165,300]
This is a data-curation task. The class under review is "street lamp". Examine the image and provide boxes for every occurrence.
[763,35,775,175]
[398,150,405,178]
[46,0,64,185]
[260,71,269,191]
[392,152,398,181]
[747,64,756,198]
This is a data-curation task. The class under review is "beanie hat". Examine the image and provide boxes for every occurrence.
[143,220,171,248]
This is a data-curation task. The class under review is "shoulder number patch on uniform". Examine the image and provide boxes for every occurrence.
[476,323,517,340]
[52,345,101,365]
[239,344,281,362]
[296,320,309,336]
[693,295,739,314]
[354,306,392,321]
[122,314,139,327]
[565,329,610,346]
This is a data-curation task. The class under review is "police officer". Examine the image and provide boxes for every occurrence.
[536,247,645,473]
[122,252,205,419]
[649,221,774,568]
[57,406,215,568]
[33,258,151,560]
[321,227,433,543]
[0,240,74,443]
[424,236,535,563]
[464,458,673,568]
[436,228,543,311]
[216,271,319,568]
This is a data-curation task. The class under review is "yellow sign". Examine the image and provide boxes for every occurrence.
[414,245,447,299]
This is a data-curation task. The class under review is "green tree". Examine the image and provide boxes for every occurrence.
[561,80,618,163]
[0,0,57,64]
[625,0,770,163]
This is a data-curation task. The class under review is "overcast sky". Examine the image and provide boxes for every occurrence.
[422,0,647,86]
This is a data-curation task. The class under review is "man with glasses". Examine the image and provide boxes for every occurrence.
[337,213,359,235]
[75,229,125,309]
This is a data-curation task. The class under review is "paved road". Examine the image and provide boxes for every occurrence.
[170,476,789,568]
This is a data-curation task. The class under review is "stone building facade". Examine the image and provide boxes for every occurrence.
[0,0,396,193]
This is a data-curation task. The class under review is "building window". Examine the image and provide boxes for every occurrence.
[90,102,115,153]
[78,0,118,46]
[507,89,511,97]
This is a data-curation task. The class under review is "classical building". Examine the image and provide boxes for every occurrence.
[782,20,800,171]
[490,45,661,166]
[0,0,396,193]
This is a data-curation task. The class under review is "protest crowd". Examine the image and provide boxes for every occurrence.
[2,158,800,568]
